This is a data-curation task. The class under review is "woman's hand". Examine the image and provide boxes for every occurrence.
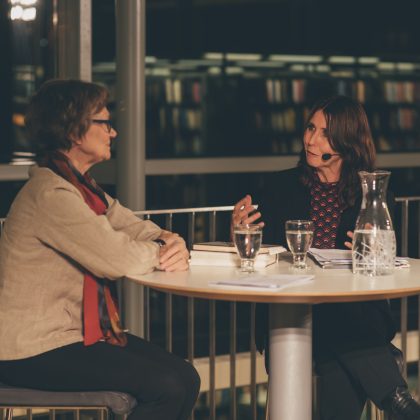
[157,231,190,272]
[344,231,354,249]
[231,195,264,239]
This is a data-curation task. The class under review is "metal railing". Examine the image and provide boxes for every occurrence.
[394,196,420,392]
[133,206,262,419]
[396,196,420,258]
[1,197,420,419]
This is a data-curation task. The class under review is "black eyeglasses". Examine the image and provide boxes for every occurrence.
[91,119,114,133]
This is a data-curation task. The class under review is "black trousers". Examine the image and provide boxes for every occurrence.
[0,334,200,420]
[258,301,405,420]
[315,345,406,420]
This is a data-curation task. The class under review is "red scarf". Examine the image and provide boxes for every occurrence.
[40,152,127,347]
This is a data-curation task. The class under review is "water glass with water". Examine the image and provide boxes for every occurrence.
[285,220,314,269]
[233,224,263,272]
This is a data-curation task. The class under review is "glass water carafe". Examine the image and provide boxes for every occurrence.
[352,171,396,276]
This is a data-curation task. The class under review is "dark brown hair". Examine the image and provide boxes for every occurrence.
[25,79,109,158]
[298,95,376,206]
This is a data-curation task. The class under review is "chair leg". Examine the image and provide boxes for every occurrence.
[265,387,269,420]
[369,401,385,420]
[383,409,392,420]
[5,409,12,420]
[100,408,112,420]
[369,402,376,419]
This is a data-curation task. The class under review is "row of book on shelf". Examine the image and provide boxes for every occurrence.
[255,109,302,133]
[147,133,418,159]
[146,76,420,106]
[266,79,307,104]
[153,106,419,136]
[256,108,418,133]
[147,78,203,105]
[265,79,420,104]
[158,107,203,132]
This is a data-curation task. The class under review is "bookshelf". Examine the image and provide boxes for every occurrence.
[93,54,420,159]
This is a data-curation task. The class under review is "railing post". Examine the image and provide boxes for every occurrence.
[250,302,257,420]
[209,211,217,242]
[230,302,237,420]
[165,294,173,353]
[418,295,420,398]
[144,286,150,341]
[188,296,195,420]
[417,203,420,258]
[165,213,173,231]
[188,212,196,249]
[209,300,216,420]
[400,200,409,257]
[401,297,408,379]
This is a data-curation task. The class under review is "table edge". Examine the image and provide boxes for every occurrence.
[130,280,420,303]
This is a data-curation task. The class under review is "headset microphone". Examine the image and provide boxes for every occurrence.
[321,153,339,161]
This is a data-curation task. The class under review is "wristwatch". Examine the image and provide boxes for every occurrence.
[153,238,166,248]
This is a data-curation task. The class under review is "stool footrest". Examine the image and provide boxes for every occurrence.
[0,383,137,415]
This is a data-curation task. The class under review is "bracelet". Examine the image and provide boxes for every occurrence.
[153,238,166,248]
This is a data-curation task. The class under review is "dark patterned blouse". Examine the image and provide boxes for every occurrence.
[310,178,345,249]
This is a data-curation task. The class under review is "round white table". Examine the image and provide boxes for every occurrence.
[128,254,420,420]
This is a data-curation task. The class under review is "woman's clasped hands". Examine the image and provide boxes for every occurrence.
[157,230,190,272]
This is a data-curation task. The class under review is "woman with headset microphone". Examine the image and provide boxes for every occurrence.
[232,96,420,420]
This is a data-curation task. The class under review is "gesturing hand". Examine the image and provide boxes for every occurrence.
[231,195,264,240]
[157,231,190,272]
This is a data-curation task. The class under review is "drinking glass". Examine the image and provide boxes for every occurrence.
[285,220,314,269]
[233,224,263,272]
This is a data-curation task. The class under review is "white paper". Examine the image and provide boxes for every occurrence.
[309,248,410,268]
[209,274,314,290]
[309,248,352,262]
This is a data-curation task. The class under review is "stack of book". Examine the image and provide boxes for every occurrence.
[190,241,287,268]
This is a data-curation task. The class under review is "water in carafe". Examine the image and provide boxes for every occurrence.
[352,171,396,276]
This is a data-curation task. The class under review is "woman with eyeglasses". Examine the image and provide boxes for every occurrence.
[0,79,200,420]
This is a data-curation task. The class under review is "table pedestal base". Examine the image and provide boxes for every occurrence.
[269,303,312,419]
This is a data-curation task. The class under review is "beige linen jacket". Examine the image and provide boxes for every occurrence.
[0,166,162,360]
